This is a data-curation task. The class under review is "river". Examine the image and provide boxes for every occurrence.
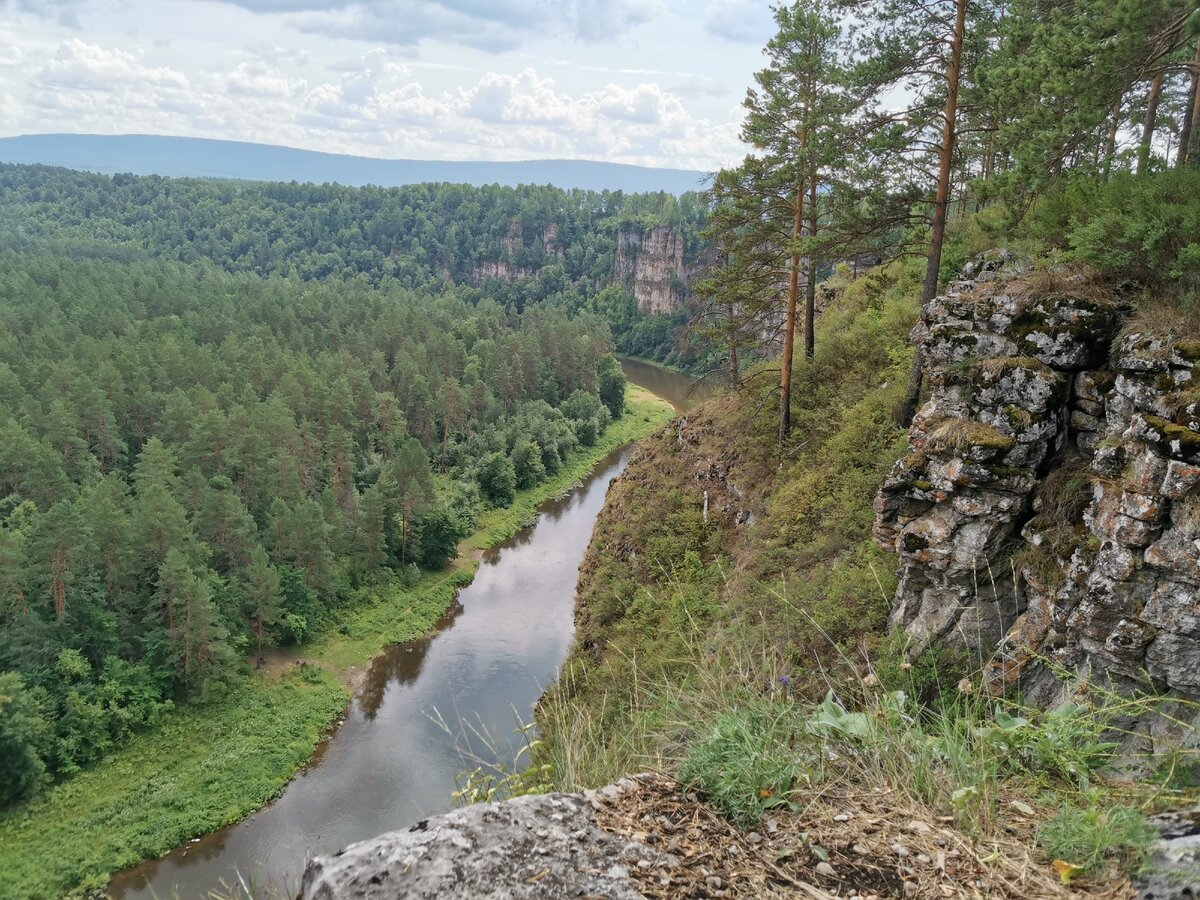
[106,360,698,899]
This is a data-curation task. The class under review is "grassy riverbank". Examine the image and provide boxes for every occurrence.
[0,385,673,900]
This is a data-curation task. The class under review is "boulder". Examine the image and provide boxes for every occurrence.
[300,782,673,900]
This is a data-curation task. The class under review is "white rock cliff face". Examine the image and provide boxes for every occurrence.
[875,252,1200,749]
[299,778,671,900]
[613,225,691,315]
[473,220,695,315]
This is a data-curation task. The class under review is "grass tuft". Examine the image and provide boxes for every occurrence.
[1037,803,1158,875]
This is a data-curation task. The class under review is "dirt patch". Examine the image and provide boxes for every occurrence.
[592,774,1133,899]
[250,646,306,678]
[248,648,370,695]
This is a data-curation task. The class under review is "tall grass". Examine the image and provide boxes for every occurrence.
[538,595,1197,879]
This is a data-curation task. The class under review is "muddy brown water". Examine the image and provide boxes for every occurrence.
[106,361,698,899]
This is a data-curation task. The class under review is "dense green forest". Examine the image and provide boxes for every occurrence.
[1,0,1198,888]
[0,166,709,367]
[0,252,629,807]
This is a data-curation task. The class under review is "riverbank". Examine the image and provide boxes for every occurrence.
[0,385,674,900]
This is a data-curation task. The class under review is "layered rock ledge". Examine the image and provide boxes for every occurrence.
[875,251,1200,748]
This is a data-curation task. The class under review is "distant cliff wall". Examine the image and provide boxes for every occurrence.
[472,220,699,316]
[874,252,1200,750]
[613,224,696,315]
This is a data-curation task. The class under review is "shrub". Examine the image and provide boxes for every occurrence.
[680,703,806,829]
[1029,170,1200,302]
[477,452,517,507]
[0,673,53,807]
[1038,803,1157,875]
[411,505,470,569]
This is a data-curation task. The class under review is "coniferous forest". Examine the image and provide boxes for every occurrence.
[0,212,633,808]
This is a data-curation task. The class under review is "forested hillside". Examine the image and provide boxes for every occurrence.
[0,165,709,368]
[0,252,630,808]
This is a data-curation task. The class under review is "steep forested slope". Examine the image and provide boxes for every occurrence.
[539,175,1200,890]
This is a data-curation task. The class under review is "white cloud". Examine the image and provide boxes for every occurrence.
[224,62,299,99]
[39,40,190,91]
[0,1,759,171]
[201,0,662,52]
[703,0,775,45]
[462,70,572,125]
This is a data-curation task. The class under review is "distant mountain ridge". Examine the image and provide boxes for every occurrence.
[0,133,707,194]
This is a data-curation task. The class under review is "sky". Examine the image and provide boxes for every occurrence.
[0,0,780,171]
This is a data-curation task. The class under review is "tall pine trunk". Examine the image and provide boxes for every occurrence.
[899,0,966,428]
[1182,42,1200,167]
[1138,71,1164,174]
[805,172,818,359]
[780,113,811,442]
[726,298,740,387]
[780,180,804,441]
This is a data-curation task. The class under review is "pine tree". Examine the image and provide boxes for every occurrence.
[0,529,29,618]
[242,547,282,661]
[27,500,97,627]
[740,0,856,438]
[695,161,789,387]
[194,475,257,575]
[839,0,993,424]
[154,550,234,698]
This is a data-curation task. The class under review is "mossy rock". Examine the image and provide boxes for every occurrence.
[971,355,1054,380]
[1001,405,1034,430]
[1176,339,1200,362]
[900,451,927,470]
[1142,414,1200,454]
[928,417,1017,454]
[1006,296,1120,365]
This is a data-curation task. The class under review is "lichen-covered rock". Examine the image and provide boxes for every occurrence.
[1134,808,1200,899]
[299,780,675,900]
[875,254,1200,747]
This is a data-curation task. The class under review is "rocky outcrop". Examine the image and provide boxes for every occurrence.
[875,251,1200,746]
[472,222,543,283]
[614,225,695,315]
[1135,807,1200,899]
[472,220,697,315]
[299,778,673,900]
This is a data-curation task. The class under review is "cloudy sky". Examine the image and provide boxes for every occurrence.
[0,0,779,171]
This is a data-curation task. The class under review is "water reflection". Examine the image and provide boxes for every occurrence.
[108,444,640,900]
[618,357,709,412]
[357,599,464,720]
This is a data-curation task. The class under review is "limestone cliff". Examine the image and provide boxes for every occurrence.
[875,251,1200,749]
[299,778,671,900]
[613,224,696,315]
[472,220,698,316]
[471,221,548,283]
